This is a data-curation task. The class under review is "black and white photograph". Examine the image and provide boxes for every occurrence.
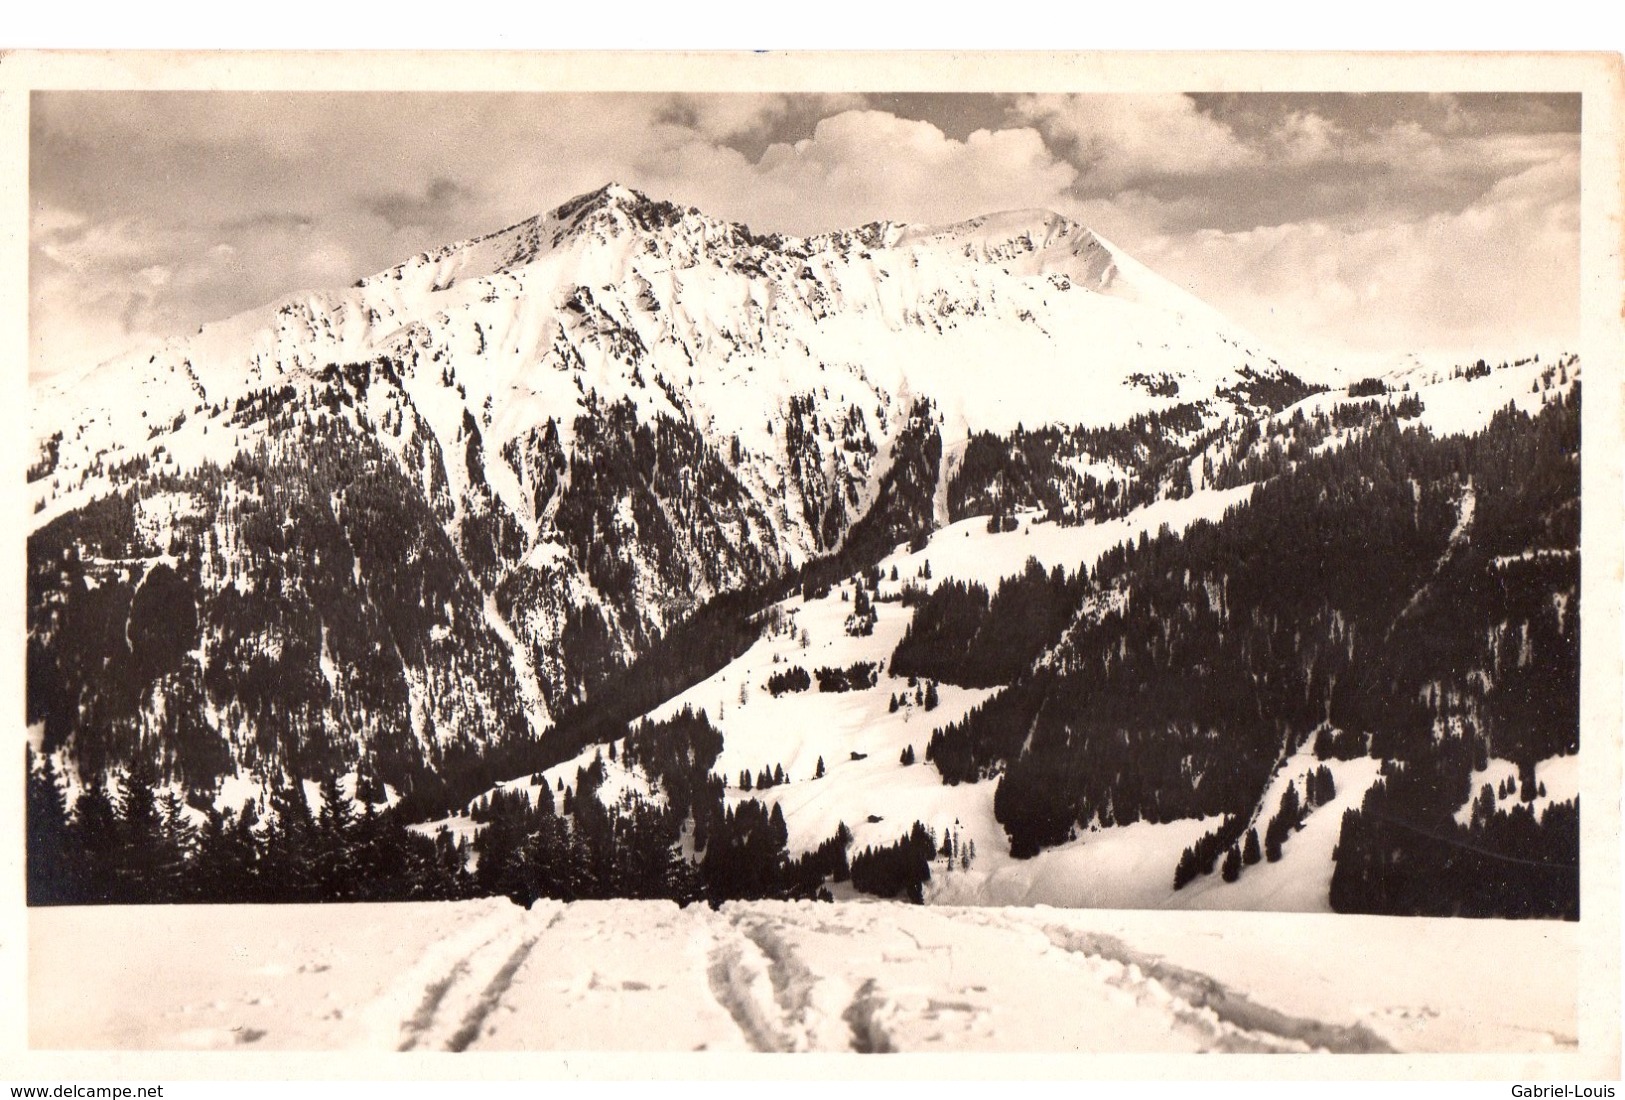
[6,49,1622,1077]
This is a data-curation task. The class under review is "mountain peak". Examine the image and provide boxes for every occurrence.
[551,182,656,220]
[442,183,718,277]
[544,182,703,241]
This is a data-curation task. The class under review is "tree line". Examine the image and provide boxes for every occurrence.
[28,707,949,908]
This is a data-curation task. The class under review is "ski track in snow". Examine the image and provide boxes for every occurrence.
[1030,923,1391,1053]
[392,903,556,1051]
[30,899,1578,1054]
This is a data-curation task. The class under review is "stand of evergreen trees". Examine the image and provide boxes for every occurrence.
[814,662,879,693]
[849,821,938,903]
[891,557,1089,690]
[27,747,470,905]
[1173,815,1246,889]
[26,708,875,909]
[1205,395,1424,492]
[766,666,811,696]
[947,371,1323,528]
[1329,735,1578,919]
[1174,766,1341,889]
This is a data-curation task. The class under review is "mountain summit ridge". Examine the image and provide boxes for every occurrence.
[36,182,1295,487]
[409,183,1227,331]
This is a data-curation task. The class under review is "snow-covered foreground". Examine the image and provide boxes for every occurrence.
[30,899,1577,1054]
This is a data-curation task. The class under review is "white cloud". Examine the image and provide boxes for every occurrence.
[1013,94,1255,187]
[1271,110,1341,164]
[665,92,868,142]
[704,110,1077,232]
[1120,149,1580,369]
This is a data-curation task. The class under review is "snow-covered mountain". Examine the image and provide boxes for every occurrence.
[27,183,1308,801]
[28,182,1580,921]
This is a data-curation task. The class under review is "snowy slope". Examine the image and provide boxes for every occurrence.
[492,479,1271,894]
[30,898,1581,1054]
[490,492,1346,912]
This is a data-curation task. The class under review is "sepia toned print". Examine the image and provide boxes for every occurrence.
[5,51,1621,1076]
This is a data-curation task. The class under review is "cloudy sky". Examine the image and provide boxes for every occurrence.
[30,91,1580,382]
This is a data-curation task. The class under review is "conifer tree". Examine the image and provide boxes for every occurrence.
[314,774,357,898]
[196,801,267,902]
[191,806,233,901]
[317,774,353,834]
[157,789,198,898]
[355,756,387,805]
[116,758,166,902]
[26,749,74,904]
[70,779,120,902]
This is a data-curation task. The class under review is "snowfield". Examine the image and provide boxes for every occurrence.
[30,899,1578,1055]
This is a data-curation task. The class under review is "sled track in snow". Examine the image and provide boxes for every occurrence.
[736,916,834,1051]
[31,899,1576,1052]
